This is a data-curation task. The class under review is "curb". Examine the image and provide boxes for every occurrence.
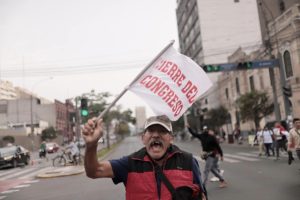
[36,166,84,179]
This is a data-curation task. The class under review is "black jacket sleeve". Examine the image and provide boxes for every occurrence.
[187,127,202,141]
[214,138,223,157]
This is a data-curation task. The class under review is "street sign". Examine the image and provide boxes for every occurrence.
[203,59,279,73]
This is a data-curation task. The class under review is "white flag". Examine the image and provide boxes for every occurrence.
[129,46,212,121]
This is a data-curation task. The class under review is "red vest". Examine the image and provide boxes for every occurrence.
[125,145,199,200]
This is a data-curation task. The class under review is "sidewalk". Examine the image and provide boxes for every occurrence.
[36,166,85,179]
[35,141,120,179]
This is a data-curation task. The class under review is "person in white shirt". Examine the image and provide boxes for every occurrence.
[66,140,80,163]
[255,127,264,156]
[262,127,275,157]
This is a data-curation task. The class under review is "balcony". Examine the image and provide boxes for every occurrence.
[268,4,300,37]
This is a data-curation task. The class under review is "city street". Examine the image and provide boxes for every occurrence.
[1,136,299,200]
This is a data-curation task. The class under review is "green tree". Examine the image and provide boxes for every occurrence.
[205,106,229,131]
[79,90,136,148]
[41,126,57,141]
[120,109,136,124]
[236,91,274,129]
[115,121,130,138]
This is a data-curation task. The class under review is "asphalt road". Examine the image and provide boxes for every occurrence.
[4,136,300,200]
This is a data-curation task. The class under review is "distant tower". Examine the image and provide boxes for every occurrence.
[135,106,146,134]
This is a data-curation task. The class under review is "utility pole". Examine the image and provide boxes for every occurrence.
[30,94,34,151]
[30,94,34,136]
[259,1,282,121]
[75,97,81,147]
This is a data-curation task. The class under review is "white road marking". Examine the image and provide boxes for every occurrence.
[13,184,30,189]
[0,196,6,199]
[1,190,19,194]
[23,180,40,184]
[19,167,52,179]
[237,152,260,157]
[0,168,21,178]
[223,157,240,163]
[0,167,38,181]
[194,155,240,163]
[224,154,259,161]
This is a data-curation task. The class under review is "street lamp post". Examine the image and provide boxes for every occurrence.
[30,77,53,150]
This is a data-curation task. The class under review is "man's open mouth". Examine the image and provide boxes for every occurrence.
[150,140,163,148]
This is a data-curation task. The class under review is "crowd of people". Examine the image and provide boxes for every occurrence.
[254,118,300,160]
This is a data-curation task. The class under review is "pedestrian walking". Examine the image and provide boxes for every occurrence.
[186,125,227,188]
[254,127,264,157]
[207,130,224,182]
[273,122,288,160]
[219,128,226,143]
[287,118,300,165]
[39,141,47,159]
[83,115,207,200]
[233,124,242,144]
[262,127,275,157]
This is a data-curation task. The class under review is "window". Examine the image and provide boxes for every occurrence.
[249,76,255,91]
[235,78,240,95]
[279,1,285,13]
[283,50,293,78]
[234,0,239,2]
[225,88,229,100]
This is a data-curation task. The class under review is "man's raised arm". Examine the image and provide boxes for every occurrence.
[82,118,114,178]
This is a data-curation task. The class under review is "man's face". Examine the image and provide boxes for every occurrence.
[294,120,300,129]
[142,125,173,160]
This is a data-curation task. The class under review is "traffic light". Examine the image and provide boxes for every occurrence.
[203,65,221,73]
[80,98,89,116]
[282,86,292,97]
[236,62,253,70]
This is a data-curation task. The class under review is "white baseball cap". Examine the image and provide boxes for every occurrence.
[144,115,173,133]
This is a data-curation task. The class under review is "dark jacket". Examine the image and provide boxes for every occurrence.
[188,128,223,157]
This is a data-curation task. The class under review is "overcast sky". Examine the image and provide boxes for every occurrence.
[0,0,179,116]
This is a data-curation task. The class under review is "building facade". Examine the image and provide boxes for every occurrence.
[135,106,146,133]
[0,80,76,147]
[0,80,17,100]
[176,0,300,132]
[176,0,263,130]
[214,1,300,130]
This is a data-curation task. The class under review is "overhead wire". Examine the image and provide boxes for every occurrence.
[1,41,264,78]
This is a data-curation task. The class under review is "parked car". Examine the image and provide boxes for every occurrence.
[46,142,59,153]
[0,145,30,168]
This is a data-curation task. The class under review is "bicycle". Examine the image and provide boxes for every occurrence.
[52,149,84,167]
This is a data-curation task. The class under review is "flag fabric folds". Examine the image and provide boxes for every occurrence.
[129,46,212,121]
